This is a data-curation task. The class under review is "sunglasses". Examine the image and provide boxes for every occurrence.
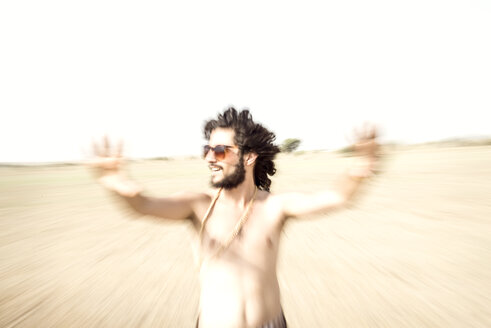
[203,145,238,160]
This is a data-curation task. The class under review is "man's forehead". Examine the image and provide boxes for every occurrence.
[209,128,236,145]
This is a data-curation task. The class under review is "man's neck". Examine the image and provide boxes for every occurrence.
[220,178,257,208]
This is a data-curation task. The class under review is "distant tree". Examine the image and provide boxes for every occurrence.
[281,138,301,153]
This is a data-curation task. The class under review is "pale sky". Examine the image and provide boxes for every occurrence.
[1,0,490,163]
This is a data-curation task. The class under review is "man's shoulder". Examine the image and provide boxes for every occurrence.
[257,190,283,209]
[255,190,288,226]
[260,191,283,203]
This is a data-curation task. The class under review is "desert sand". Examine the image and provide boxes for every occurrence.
[1,146,490,327]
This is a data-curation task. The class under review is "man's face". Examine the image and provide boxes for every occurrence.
[205,128,245,189]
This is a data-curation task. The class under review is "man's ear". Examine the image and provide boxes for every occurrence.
[244,152,258,166]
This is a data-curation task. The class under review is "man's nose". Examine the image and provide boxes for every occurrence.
[205,149,216,162]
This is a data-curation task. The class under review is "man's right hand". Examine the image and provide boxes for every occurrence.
[90,135,123,173]
[89,136,142,197]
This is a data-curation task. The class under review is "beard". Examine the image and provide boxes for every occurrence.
[211,156,246,190]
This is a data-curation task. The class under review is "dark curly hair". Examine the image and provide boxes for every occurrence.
[203,107,280,192]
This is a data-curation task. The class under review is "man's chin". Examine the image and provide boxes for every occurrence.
[210,177,242,190]
[210,178,222,188]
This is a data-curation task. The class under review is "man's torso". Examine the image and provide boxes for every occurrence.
[193,190,286,327]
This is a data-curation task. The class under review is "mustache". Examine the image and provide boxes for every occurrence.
[209,164,223,170]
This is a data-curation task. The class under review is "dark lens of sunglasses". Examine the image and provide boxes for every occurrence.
[203,145,227,160]
[214,145,226,160]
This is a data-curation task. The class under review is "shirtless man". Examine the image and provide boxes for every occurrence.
[91,107,378,328]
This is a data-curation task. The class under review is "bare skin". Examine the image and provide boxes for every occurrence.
[89,126,378,328]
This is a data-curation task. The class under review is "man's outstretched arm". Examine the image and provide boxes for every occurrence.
[89,137,204,221]
[278,125,378,219]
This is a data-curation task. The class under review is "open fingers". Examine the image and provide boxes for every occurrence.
[92,135,123,158]
[357,122,377,141]
[363,123,377,140]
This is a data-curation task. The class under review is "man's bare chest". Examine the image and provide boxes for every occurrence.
[201,201,283,257]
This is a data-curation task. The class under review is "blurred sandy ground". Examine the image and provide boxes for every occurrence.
[1,145,490,327]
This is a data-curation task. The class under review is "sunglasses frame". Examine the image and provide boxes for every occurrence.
[203,144,239,160]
